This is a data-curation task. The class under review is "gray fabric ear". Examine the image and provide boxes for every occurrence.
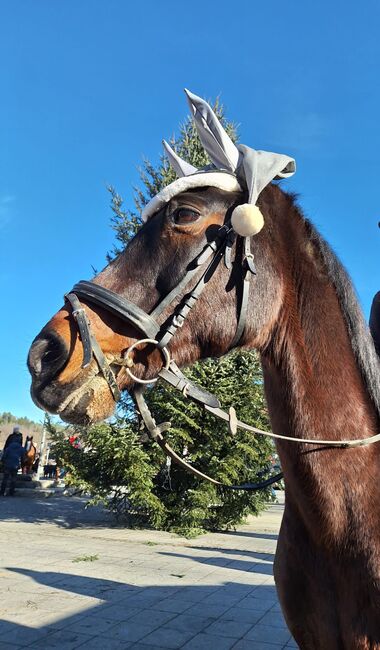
[237,144,296,205]
[162,140,198,177]
[184,89,240,172]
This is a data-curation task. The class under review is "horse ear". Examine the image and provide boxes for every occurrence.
[242,147,296,203]
[184,89,240,172]
[162,140,198,177]
[230,146,296,238]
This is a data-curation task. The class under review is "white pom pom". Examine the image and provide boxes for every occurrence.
[231,204,264,237]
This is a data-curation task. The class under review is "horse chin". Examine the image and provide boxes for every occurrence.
[57,375,116,425]
[31,374,116,426]
[58,376,116,425]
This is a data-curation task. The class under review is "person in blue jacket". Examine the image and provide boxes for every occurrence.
[0,438,25,496]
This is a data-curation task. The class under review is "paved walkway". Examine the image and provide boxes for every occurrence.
[0,493,297,649]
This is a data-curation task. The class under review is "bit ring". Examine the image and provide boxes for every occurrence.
[124,338,170,385]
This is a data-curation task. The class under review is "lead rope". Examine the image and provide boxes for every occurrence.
[131,355,380,492]
[133,386,284,491]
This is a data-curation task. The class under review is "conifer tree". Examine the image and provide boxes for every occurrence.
[55,98,277,536]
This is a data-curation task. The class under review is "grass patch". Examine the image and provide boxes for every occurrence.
[143,541,159,546]
[72,554,99,563]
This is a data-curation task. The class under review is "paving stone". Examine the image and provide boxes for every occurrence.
[185,602,231,618]
[0,620,20,635]
[1,626,58,647]
[258,610,288,628]
[27,629,93,649]
[232,641,283,649]
[239,596,277,612]
[126,609,176,628]
[201,592,243,607]
[63,614,120,635]
[77,637,131,649]
[244,623,292,645]
[31,612,88,630]
[150,597,193,614]
[270,602,283,612]
[0,496,291,649]
[206,619,253,638]
[182,632,237,649]
[139,625,196,648]
[122,593,165,608]
[128,645,160,650]
[175,586,217,601]
[107,621,157,642]
[218,583,256,597]
[250,563,274,575]
[165,613,215,633]
[220,606,265,624]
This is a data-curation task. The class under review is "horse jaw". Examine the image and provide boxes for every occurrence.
[31,368,117,426]
[57,375,116,425]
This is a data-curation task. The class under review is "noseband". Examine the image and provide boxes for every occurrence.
[66,222,254,402]
[65,220,380,492]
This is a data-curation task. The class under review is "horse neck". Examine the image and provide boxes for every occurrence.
[259,221,380,539]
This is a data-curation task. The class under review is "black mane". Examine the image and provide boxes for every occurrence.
[307,220,380,419]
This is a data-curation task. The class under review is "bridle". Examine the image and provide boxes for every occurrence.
[65,218,380,492]
[65,221,281,490]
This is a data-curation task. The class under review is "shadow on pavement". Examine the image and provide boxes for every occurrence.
[191,545,274,560]
[219,530,279,540]
[0,496,116,529]
[158,550,274,574]
[0,566,293,649]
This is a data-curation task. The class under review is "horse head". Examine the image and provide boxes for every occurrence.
[28,90,296,425]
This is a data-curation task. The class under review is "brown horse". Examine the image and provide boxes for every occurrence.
[28,184,380,645]
[21,436,36,475]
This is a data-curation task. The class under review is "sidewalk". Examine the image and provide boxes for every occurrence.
[0,493,297,649]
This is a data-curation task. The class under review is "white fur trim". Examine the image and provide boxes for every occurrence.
[231,203,264,237]
[142,172,242,221]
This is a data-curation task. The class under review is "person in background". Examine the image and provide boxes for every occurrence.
[0,436,25,496]
[3,425,23,450]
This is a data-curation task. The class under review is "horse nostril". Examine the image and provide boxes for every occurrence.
[28,333,69,379]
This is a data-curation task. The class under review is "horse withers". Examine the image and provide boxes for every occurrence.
[27,91,380,649]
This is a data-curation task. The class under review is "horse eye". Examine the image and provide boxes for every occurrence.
[173,207,201,225]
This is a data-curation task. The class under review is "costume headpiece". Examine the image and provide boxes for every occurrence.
[142,89,296,236]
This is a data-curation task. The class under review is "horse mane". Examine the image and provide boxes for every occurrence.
[303,215,380,420]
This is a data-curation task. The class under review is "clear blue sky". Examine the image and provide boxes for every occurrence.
[1,0,379,422]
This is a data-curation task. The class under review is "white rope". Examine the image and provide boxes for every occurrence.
[205,406,380,449]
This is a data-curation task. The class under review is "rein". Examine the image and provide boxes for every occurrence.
[64,222,380,492]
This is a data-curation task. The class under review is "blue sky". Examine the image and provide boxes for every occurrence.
[1,0,379,422]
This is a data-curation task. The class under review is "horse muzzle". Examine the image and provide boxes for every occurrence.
[28,330,115,423]
[28,331,69,382]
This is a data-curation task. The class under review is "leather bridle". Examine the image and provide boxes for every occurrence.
[64,218,380,492]
[65,222,282,490]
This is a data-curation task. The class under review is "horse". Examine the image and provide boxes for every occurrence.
[27,90,380,648]
[21,436,36,475]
